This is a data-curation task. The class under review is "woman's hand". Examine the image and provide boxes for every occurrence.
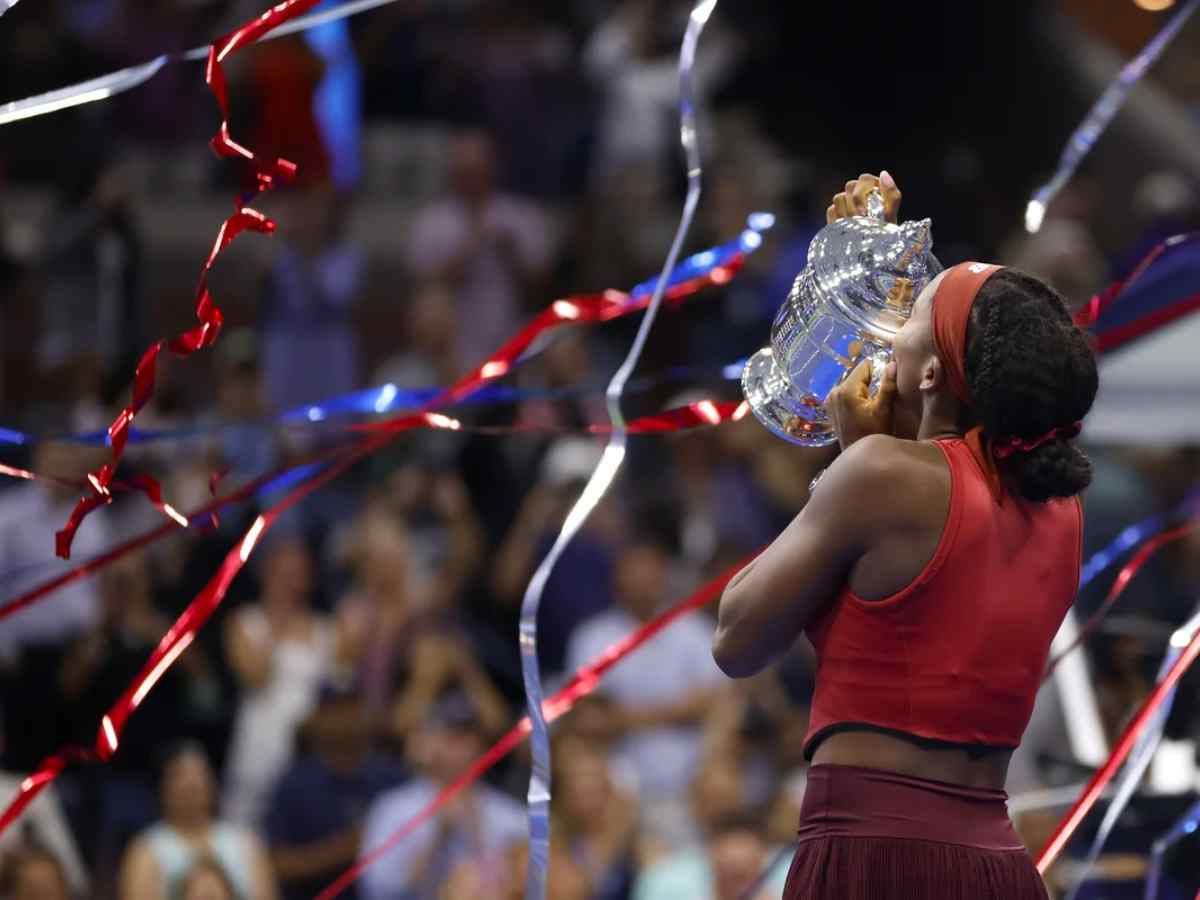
[826,171,901,224]
[827,357,899,451]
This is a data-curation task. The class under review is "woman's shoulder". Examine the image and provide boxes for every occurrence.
[828,435,947,497]
[818,436,951,535]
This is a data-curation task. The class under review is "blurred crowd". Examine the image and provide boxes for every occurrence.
[1,1,1199,899]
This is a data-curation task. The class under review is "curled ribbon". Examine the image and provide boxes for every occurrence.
[0,217,755,838]
[54,0,324,560]
[0,214,762,623]
[0,222,763,450]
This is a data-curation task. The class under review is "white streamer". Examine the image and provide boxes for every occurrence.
[1063,604,1200,900]
[0,0,405,126]
[1025,0,1200,233]
[515,1,718,898]
[0,57,169,126]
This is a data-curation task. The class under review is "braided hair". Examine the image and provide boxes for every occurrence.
[963,269,1098,502]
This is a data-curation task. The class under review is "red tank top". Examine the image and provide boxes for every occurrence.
[802,438,1083,758]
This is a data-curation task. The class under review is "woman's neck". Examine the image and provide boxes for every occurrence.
[170,817,210,841]
[916,394,967,442]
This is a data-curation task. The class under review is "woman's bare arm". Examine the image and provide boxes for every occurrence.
[713,435,914,677]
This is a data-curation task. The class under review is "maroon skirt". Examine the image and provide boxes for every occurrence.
[783,764,1048,900]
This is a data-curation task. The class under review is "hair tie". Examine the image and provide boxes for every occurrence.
[993,421,1083,459]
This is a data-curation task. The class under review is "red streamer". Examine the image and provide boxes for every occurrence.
[54,0,322,560]
[1073,233,1198,330]
[0,260,745,839]
[1094,289,1200,354]
[313,560,744,900]
[3,256,744,628]
[1044,519,1200,677]
[1036,624,1200,873]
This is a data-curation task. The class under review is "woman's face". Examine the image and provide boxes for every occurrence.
[560,750,611,822]
[162,751,215,824]
[891,271,946,414]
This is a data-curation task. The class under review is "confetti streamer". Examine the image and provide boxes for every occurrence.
[1144,793,1200,900]
[0,217,758,631]
[1073,234,1199,330]
[514,1,718,895]
[0,230,751,841]
[1074,232,1200,354]
[1046,514,1200,676]
[0,220,764,450]
[1025,0,1200,234]
[53,0,332,560]
[1061,605,1200,900]
[0,0,402,126]
[1035,623,1200,874]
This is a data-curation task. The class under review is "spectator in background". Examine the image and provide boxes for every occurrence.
[406,131,555,367]
[633,813,784,900]
[259,184,364,416]
[0,442,109,662]
[359,693,525,900]
[120,743,276,900]
[563,536,727,848]
[266,685,406,900]
[38,154,145,409]
[59,551,220,879]
[705,816,778,900]
[551,737,638,900]
[1,845,73,900]
[441,838,592,900]
[223,538,352,825]
[336,510,508,742]
[372,284,467,469]
[0,765,87,896]
[999,217,1106,311]
[491,438,623,677]
[205,328,280,491]
[365,466,485,615]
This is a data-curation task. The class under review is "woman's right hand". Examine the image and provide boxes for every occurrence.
[826,171,902,224]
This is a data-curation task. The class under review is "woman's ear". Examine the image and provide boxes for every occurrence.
[919,355,943,393]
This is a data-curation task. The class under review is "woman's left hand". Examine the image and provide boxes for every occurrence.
[827,357,898,451]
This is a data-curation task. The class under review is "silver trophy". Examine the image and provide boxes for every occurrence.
[742,193,941,445]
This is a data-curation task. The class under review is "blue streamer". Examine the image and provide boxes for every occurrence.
[1078,487,1200,592]
[1145,793,1200,900]
[0,224,764,450]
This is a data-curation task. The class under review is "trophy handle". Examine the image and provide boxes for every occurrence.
[866,189,886,221]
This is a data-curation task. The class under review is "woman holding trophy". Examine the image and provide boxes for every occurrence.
[713,173,1097,899]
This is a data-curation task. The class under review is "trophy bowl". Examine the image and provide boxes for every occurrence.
[743,205,941,446]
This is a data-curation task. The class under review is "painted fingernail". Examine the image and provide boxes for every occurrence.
[881,170,895,188]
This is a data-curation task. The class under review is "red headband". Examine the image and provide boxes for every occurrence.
[930,262,1006,498]
[930,261,1004,405]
